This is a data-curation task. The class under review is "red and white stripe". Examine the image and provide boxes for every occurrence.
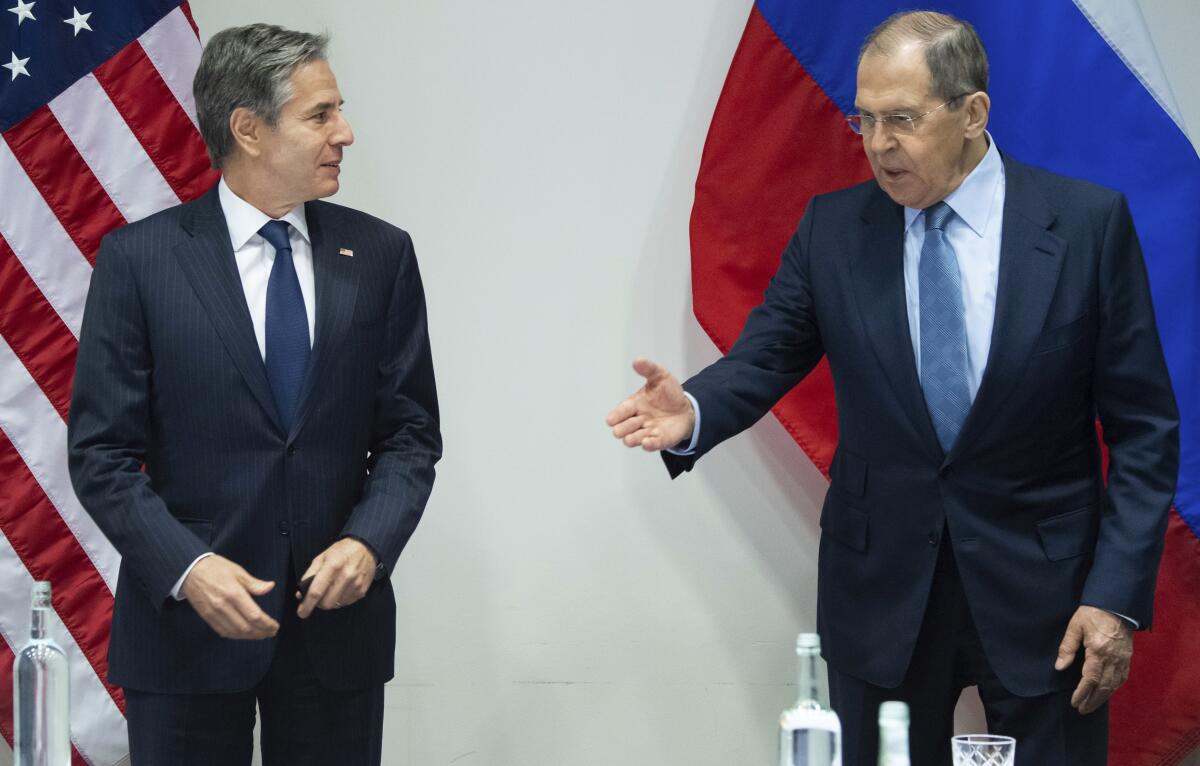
[0,4,217,763]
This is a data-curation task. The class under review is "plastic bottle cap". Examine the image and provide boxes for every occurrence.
[796,633,821,651]
[879,700,910,724]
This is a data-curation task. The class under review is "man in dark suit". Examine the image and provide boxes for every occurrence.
[607,11,1177,765]
[67,24,440,765]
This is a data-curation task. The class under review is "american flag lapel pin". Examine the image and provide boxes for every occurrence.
[339,247,354,257]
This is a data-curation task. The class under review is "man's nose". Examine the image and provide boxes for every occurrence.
[865,124,894,155]
[332,112,354,147]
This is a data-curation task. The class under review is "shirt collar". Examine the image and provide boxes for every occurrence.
[218,177,310,251]
[903,131,1003,236]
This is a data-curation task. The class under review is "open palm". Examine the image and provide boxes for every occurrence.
[606,357,695,451]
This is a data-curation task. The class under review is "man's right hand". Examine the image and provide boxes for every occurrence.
[179,555,279,640]
[606,357,695,452]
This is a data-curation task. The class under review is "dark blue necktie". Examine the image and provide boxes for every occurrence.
[918,202,970,451]
[260,220,310,431]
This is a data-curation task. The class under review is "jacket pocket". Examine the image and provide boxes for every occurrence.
[1036,504,1098,561]
[1033,313,1090,355]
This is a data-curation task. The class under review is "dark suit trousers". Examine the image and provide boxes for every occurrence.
[829,539,1108,766]
[124,572,385,766]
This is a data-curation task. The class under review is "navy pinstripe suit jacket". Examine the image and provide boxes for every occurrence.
[68,185,441,694]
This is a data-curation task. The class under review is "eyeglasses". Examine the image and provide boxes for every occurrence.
[846,94,972,136]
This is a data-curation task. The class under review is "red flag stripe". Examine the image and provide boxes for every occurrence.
[0,433,125,715]
[0,236,76,422]
[690,5,871,476]
[92,40,219,203]
[2,107,126,267]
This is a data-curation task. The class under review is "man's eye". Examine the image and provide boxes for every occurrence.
[313,112,327,122]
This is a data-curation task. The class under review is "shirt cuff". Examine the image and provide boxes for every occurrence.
[1106,609,1139,629]
[665,392,700,456]
[170,552,214,601]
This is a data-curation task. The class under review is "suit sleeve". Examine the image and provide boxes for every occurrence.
[67,234,211,608]
[339,231,442,573]
[664,199,825,477]
[1081,193,1179,628]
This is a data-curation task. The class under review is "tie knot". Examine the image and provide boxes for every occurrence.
[924,202,954,232]
[258,220,292,252]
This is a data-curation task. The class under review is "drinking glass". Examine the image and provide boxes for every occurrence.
[951,734,1015,766]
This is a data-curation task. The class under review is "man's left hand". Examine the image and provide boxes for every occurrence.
[296,538,377,619]
[1055,605,1133,714]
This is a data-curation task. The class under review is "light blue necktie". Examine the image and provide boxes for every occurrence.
[260,220,310,431]
[919,202,970,451]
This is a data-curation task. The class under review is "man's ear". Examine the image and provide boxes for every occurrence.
[229,107,264,159]
[963,91,991,140]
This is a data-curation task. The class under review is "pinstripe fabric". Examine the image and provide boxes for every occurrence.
[67,185,441,693]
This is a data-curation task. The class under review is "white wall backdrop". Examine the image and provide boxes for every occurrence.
[164,1,1200,764]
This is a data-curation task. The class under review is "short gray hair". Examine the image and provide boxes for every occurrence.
[194,24,329,169]
[859,11,988,109]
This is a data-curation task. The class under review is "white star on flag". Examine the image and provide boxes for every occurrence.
[7,0,36,25]
[3,51,30,80]
[63,6,92,36]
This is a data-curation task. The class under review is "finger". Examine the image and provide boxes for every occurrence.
[640,430,671,452]
[241,576,274,596]
[622,427,655,448]
[611,416,645,439]
[631,357,666,385]
[298,563,332,619]
[230,589,279,638]
[1056,621,1083,671]
[319,566,353,610]
[606,399,639,427]
[1071,653,1102,709]
[1071,676,1098,711]
[1082,657,1121,714]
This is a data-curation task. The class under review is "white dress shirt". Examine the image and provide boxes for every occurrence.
[170,179,316,600]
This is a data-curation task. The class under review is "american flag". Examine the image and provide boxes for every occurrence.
[0,1,216,762]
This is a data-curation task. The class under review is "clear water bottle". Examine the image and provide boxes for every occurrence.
[13,581,70,766]
[877,701,910,766]
[779,633,842,766]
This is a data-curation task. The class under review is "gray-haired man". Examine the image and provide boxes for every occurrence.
[68,24,441,764]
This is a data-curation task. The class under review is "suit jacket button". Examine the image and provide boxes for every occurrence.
[938,465,951,478]
[286,446,297,457]
[279,521,290,536]
[928,532,939,547]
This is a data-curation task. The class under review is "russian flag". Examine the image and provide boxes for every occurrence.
[689,2,1200,763]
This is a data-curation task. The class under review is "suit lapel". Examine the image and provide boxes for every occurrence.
[850,188,944,460]
[173,187,284,433]
[947,157,1065,461]
[288,200,359,441]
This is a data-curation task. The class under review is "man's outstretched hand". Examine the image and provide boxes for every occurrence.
[606,357,695,452]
